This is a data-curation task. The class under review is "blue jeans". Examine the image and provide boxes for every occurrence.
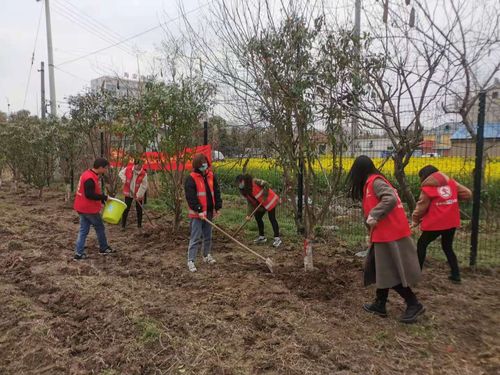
[187,218,212,262]
[75,213,109,256]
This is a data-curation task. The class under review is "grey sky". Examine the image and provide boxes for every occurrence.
[0,0,206,116]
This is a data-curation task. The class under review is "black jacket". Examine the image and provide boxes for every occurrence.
[83,170,107,202]
[185,170,222,215]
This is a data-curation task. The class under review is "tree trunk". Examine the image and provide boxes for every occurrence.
[393,156,416,213]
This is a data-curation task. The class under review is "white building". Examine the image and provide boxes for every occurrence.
[354,137,394,157]
[90,75,144,97]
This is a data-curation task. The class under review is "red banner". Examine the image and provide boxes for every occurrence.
[110,144,212,171]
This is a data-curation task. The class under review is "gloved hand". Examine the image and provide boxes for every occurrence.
[198,212,206,220]
[245,215,251,221]
[213,210,220,219]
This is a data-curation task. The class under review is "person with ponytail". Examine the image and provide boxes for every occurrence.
[412,165,472,283]
[235,174,281,247]
[348,155,424,323]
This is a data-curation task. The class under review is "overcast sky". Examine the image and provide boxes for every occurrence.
[0,0,207,117]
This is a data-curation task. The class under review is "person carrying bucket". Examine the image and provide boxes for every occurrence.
[411,165,472,283]
[184,153,222,272]
[347,156,424,324]
[73,158,114,260]
[235,174,282,247]
[119,159,148,231]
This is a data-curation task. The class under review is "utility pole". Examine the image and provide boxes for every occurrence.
[37,0,57,117]
[38,61,46,119]
[351,0,361,157]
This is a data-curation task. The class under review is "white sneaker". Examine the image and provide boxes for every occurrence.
[203,254,216,264]
[187,261,197,272]
[253,236,267,244]
[272,237,282,247]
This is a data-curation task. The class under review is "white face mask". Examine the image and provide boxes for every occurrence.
[238,181,245,189]
[199,163,208,172]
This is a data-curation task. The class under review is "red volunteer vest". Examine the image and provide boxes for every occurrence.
[420,172,460,231]
[188,171,215,218]
[123,165,146,197]
[244,181,279,211]
[74,170,102,214]
[362,174,411,242]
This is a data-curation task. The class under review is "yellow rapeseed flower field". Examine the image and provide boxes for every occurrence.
[215,157,500,181]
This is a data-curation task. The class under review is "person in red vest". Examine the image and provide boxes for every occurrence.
[348,155,424,323]
[119,159,148,230]
[412,165,472,283]
[235,174,281,247]
[184,153,222,272]
[73,158,114,260]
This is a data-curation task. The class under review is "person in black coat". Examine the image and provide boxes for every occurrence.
[184,153,222,272]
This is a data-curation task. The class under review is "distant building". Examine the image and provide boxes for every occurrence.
[422,122,463,156]
[354,136,394,158]
[450,123,500,157]
[90,75,145,97]
[468,78,500,125]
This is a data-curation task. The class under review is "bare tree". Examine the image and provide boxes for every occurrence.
[411,0,500,138]
[353,1,449,211]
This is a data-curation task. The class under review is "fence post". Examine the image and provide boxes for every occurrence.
[470,91,487,267]
[203,120,208,146]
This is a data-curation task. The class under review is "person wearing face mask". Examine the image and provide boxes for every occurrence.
[235,174,281,247]
[184,153,223,272]
[119,159,148,231]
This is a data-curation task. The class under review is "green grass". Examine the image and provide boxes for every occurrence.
[134,317,161,345]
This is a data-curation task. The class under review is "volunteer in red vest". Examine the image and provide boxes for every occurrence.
[73,158,114,260]
[235,174,282,247]
[184,153,222,272]
[348,155,424,323]
[412,165,472,283]
[119,159,148,230]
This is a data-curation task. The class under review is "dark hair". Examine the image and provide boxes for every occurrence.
[93,157,109,169]
[347,155,380,201]
[235,173,253,195]
[418,165,439,182]
[192,153,208,170]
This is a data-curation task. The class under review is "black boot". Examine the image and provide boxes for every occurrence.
[363,299,387,317]
[448,274,461,284]
[400,303,425,324]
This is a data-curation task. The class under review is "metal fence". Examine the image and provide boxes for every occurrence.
[212,94,500,268]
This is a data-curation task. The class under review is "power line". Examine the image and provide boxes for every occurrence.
[56,0,131,44]
[51,1,136,56]
[22,5,44,110]
[57,1,213,67]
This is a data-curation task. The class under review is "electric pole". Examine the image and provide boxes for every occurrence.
[38,61,46,119]
[37,0,57,117]
[351,0,361,157]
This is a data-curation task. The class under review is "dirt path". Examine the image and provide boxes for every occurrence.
[0,187,498,374]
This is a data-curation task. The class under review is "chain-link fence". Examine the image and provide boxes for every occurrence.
[212,121,500,268]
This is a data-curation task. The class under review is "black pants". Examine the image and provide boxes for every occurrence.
[254,208,280,237]
[377,284,418,306]
[417,228,460,278]
[122,195,146,228]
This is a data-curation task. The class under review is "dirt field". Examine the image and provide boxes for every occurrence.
[0,186,499,375]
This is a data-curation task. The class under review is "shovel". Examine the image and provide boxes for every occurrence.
[355,227,373,258]
[136,200,158,228]
[203,217,274,273]
[233,202,263,237]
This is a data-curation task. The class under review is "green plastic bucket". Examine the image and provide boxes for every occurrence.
[102,197,127,224]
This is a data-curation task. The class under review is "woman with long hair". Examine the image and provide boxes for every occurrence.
[412,165,472,283]
[348,155,424,323]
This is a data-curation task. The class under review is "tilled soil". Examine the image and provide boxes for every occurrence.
[0,187,498,375]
